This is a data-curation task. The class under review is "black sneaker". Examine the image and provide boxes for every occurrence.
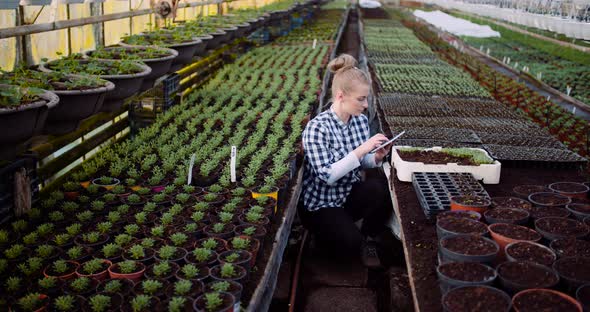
[361,240,382,268]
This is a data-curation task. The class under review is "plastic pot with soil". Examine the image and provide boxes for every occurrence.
[484,208,529,225]
[549,182,589,199]
[439,234,499,264]
[193,291,235,312]
[505,241,556,266]
[497,260,559,293]
[0,85,58,160]
[512,289,582,312]
[528,206,571,220]
[553,257,590,293]
[528,192,572,208]
[85,45,179,91]
[436,210,482,221]
[450,195,491,213]
[436,217,489,240]
[566,203,590,221]
[491,197,532,210]
[436,262,496,294]
[488,223,542,254]
[535,217,589,241]
[442,285,511,312]
[513,185,551,199]
[550,237,590,258]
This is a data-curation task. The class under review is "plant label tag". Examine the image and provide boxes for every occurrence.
[567,85,572,96]
[480,45,484,51]
[231,146,237,183]
[572,107,577,114]
[507,57,510,65]
[187,153,196,185]
[312,39,317,49]
[547,96,551,102]
[486,48,490,55]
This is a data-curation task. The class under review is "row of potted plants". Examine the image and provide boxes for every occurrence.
[0,5,341,310]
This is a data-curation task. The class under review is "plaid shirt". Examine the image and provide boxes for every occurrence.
[302,106,379,211]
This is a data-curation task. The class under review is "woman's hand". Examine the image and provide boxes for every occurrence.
[374,141,392,163]
[353,134,388,159]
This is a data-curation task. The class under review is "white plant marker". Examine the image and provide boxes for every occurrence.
[187,153,196,185]
[480,45,484,51]
[566,85,572,96]
[537,72,543,80]
[312,39,317,49]
[486,48,490,55]
[507,57,511,65]
[572,107,577,114]
[230,146,237,183]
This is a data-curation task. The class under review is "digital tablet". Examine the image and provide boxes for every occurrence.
[370,131,406,154]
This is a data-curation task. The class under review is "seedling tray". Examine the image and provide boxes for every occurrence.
[412,172,489,219]
[392,146,502,184]
[391,128,481,144]
[396,139,481,149]
[476,132,565,149]
[483,144,588,169]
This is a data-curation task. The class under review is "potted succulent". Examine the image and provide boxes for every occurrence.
[43,259,79,281]
[85,45,178,91]
[204,280,242,307]
[234,224,267,241]
[52,295,85,312]
[209,263,247,284]
[145,261,179,281]
[195,237,227,254]
[166,279,203,298]
[204,223,235,240]
[193,292,235,312]
[133,279,166,298]
[175,263,209,282]
[75,258,112,281]
[125,294,161,312]
[108,260,146,282]
[122,244,155,265]
[74,231,110,249]
[62,276,97,296]
[96,279,134,298]
[12,293,49,312]
[84,293,123,312]
[186,247,218,268]
[0,85,58,160]
[218,250,252,271]
[165,296,193,312]
[39,56,151,112]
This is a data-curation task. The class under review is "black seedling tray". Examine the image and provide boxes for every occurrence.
[396,139,481,149]
[476,132,565,149]
[483,144,588,169]
[391,127,481,144]
[412,172,489,220]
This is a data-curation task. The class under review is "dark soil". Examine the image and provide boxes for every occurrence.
[438,262,494,282]
[441,235,497,256]
[491,196,532,209]
[513,290,579,312]
[506,242,555,266]
[491,223,541,241]
[399,150,478,166]
[529,206,570,219]
[536,217,588,237]
[437,218,487,235]
[577,285,590,307]
[529,192,571,206]
[550,238,590,258]
[513,185,550,198]
[452,195,490,206]
[485,208,528,221]
[443,286,509,312]
[550,182,588,193]
[436,211,480,221]
[498,261,558,288]
[554,257,590,281]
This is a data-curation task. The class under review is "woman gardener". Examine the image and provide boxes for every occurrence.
[299,54,393,268]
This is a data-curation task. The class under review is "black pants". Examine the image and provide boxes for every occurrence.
[298,174,392,255]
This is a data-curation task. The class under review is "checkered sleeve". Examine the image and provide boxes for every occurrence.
[303,120,360,186]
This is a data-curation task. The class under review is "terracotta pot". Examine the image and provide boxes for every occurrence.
[450,195,491,214]
[76,259,112,281]
[43,260,79,281]
[512,289,582,312]
[108,261,146,283]
[488,223,542,257]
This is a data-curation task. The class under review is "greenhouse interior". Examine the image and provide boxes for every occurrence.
[1,0,590,311]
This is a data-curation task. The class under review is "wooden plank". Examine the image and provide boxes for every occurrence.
[246,166,303,312]
[0,0,225,39]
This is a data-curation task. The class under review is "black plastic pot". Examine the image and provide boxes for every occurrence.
[497,261,559,293]
[234,22,251,38]
[220,26,238,42]
[0,85,58,160]
[553,257,590,293]
[194,35,213,56]
[84,46,178,92]
[44,77,115,134]
[206,30,227,50]
[120,38,201,73]
[439,234,499,264]
[442,285,511,312]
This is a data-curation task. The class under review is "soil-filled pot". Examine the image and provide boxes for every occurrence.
[513,185,551,199]
[450,195,491,213]
[209,263,248,284]
[218,249,253,272]
[108,261,146,282]
[39,60,151,113]
[9,293,50,312]
[436,210,481,221]
[549,182,589,199]
[553,257,590,293]
[120,35,203,72]
[85,46,179,91]
[194,237,227,254]
[96,278,135,298]
[436,262,496,294]
[121,295,162,311]
[204,280,243,302]
[442,285,511,312]
[193,291,235,312]
[154,247,188,264]
[439,234,499,264]
[484,208,529,225]
[528,206,570,220]
[497,261,559,293]
[203,224,236,240]
[436,217,488,240]
[491,197,532,210]
[566,203,590,221]
[528,192,571,207]
[0,85,57,160]
[43,260,79,281]
[44,76,115,134]
[535,217,589,241]
[488,223,542,255]
[233,224,267,241]
[76,259,112,281]
[144,262,180,281]
[175,265,210,282]
[185,248,219,268]
[576,284,590,311]
[122,247,156,266]
[505,241,556,266]
[194,35,213,55]
[512,289,582,312]
[82,292,123,311]
[74,233,110,249]
[165,280,203,299]
[550,238,590,258]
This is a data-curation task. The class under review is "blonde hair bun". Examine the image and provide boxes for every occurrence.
[327,54,358,74]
